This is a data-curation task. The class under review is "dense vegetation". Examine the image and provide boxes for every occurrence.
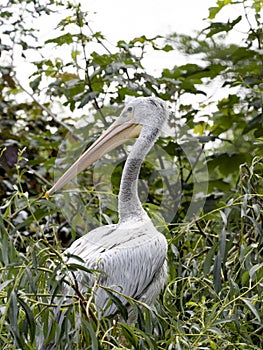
[0,0,262,348]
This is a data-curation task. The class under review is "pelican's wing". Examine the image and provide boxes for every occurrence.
[63,220,167,317]
[94,228,167,317]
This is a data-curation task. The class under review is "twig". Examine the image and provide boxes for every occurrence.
[85,20,112,55]
[76,7,108,126]
[154,144,174,198]
[76,7,128,161]
[243,1,261,49]
[25,165,52,186]
[185,143,205,184]
[196,220,214,246]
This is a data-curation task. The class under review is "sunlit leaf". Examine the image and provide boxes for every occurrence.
[45,33,73,46]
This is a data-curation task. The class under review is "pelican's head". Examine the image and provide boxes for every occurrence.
[119,97,168,131]
[45,97,168,198]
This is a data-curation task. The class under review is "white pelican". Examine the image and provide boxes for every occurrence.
[46,97,169,319]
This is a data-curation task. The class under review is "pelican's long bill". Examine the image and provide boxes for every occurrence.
[45,119,142,198]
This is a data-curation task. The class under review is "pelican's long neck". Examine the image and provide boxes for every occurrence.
[118,126,160,222]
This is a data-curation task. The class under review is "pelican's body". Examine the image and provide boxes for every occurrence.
[46,97,169,318]
[65,217,167,317]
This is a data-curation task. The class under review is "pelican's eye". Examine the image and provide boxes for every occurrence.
[121,106,133,119]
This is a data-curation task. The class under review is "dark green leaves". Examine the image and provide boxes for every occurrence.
[1,0,263,348]
[78,91,100,108]
[17,297,36,342]
[204,16,242,37]
[29,76,42,92]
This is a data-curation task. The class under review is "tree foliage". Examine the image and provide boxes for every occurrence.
[0,0,262,348]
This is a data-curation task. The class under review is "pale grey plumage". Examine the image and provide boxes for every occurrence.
[55,97,169,319]
[64,218,167,317]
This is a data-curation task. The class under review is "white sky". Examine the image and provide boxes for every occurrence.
[78,0,217,74]
[84,0,213,41]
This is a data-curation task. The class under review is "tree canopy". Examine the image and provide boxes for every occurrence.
[0,0,262,348]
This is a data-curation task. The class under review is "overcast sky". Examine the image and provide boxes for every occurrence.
[76,0,244,74]
[72,0,216,75]
[84,0,213,42]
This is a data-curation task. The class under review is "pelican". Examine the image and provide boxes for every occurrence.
[46,97,169,319]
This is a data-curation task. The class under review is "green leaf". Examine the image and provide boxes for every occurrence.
[45,33,73,46]
[208,7,221,20]
[219,229,226,259]
[8,291,25,349]
[105,290,128,321]
[249,263,263,280]
[213,253,222,293]
[120,323,139,347]
[8,291,18,330]
[162,44,174,52]
[243,298,261,322]
[205,16,242,37]
[203,244,217,276]
[207,152,248,177]
[71,50,81,60]
[66,262,100,275]
[91,52,113,67]
[29,76,41,92]
[253,0,263,12]
[0,279,14,292]
[208,0,232,19]
[241,271,249,286]
[78,91,99,108]
[242,114,263,135]
[85,322,99,350]
[18,296,36,341]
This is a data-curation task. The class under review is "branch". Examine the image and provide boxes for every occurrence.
[76,7,108,126]
[85,21,112,55]
[185,143,205,184]
[243,1,261,49]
